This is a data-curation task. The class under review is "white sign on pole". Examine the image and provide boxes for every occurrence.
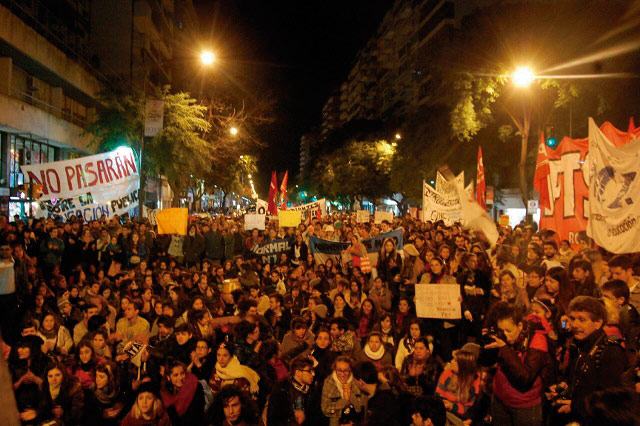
[356,210,370,223]
[244,213,266,231]
[415,284,461,319]
[374,211,394,224]
[256,199,268,216]
[144,100,165,137]
[527,200,539,214]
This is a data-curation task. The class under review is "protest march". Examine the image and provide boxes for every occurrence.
[0,116,639,426]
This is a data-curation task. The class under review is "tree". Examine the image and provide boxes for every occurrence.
[310,138,395,209]
[86,86,271,208]
[86,86,210,205]
[391,0,628,208]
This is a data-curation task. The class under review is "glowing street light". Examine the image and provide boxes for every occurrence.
[512,66,535,87]
[230,127,238,136]
[395,133,402,140]
[200,50,216,66]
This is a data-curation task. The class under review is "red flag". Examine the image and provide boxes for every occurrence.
[267,171,278,215]
[279,170,289,210]
[475,146,486,210]
[534,132,551,210]
[316,203,322,221]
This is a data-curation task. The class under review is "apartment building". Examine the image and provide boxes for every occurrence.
[0,0,103,217]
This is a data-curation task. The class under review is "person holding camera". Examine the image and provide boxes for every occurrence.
[548,296,629,424]
[484,302,554,426]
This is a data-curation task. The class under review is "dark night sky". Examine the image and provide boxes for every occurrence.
[193,0,392,192]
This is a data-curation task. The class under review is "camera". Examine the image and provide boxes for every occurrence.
[482,326,506,346]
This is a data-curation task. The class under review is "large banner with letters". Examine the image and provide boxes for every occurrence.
[309,229,403,268]
[21,147,138,200]
[587,118,640,253]
[22,147,140,221]
[289,199,326,220]
[251,238,293,264]
[539,120,638,246]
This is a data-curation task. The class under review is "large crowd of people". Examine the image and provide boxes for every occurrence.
[0,211,639,426]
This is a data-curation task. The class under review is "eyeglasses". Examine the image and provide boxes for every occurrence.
[336,369,351,374]
[300,369,315,374]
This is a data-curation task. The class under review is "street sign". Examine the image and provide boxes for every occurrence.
[527,200,539,214]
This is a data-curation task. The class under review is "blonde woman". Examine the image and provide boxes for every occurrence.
[121,382,171,426]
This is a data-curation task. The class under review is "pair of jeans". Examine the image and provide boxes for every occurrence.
[491,395,543,426]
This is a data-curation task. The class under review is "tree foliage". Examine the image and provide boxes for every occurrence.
[86,85,270,205]
[310,139,395,206]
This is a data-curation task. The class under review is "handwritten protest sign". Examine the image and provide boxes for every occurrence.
[279,210,302,227]
[168,235,184,258]
[374,211,393,224]
[356,210,370,223]
[415,284,461,319]
[244,213,266,231]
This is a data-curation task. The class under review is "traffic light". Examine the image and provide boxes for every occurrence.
[545,125,559,149]
[546,137,558,148]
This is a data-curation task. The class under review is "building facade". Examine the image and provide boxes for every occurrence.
[0,0,104,218]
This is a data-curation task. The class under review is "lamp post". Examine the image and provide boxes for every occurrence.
[509,66,536,209]
[141,50,215,213]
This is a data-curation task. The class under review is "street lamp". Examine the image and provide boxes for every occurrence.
[200,50,216,66]
[395,133,402,140]
[512,66,535,88]
[230,127,238,136]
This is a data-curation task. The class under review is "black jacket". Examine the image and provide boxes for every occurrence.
[267,378,312,426]
[567,328,628,421]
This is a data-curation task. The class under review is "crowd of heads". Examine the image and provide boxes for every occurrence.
[0,211,639,425]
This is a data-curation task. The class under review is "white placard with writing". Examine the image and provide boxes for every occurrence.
[415,284,461,319]
[374,211,393,224]
[244,213,266,231]
[356,210,370,223]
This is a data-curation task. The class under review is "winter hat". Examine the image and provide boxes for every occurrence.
[136,380,160,398]
[57,298,71,310]
[454,342,481,359]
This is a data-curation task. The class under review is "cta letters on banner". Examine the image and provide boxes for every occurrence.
[374,211,393,224]
[356,210,370,223]
[415,284,461,319]
[539,120,637,248]
[289,199,327,220]
[587,118,640,253]
[156,208,188,235]
[21,147,139,201]
[244,213,266,231]
[278,210,302,227]
[251,238,293,264]
[309,229,403,268]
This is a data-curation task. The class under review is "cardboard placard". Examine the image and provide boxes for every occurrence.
[356,210,370,223]
[278,210,302,227]
[244,213,266,231]
[499,215,510,227]
[415,284,461,319]
[374,211,393,224]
